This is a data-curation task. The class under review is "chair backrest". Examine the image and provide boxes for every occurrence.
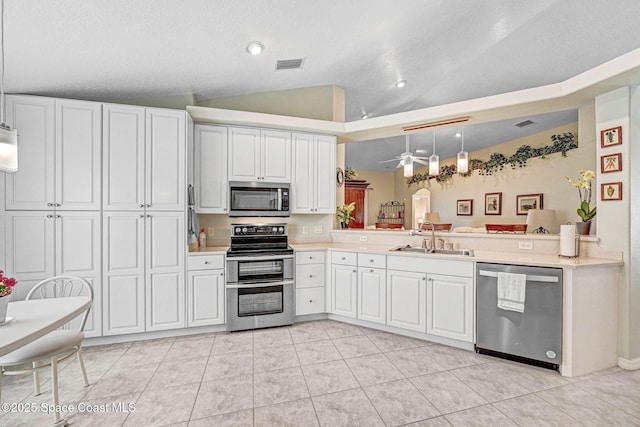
[26,276,93,331]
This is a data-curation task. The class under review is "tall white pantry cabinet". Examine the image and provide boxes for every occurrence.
[2,95,188,338]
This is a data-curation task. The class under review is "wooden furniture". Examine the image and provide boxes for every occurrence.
[485,224,527,233]
[376,201,405,228]
[344,180,370,229]
[375,222,403,229]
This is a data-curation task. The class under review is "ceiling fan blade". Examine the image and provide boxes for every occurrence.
[379,158,400,164]
[396,162,403,168]
[414,159,428,165]
[413,156,429,160]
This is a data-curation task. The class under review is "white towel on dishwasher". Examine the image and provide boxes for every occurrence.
[497,272,527,313]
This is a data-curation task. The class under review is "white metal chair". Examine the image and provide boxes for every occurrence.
[0,276,93,426]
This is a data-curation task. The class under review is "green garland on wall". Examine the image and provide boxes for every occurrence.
[407,132,577,186]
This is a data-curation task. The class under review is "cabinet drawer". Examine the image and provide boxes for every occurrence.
[187,255,224,270]
[296,287,325,315]
[296,251,325,265]
[296,264,325,288]
[358,253,386,269]
[331,251,357,266]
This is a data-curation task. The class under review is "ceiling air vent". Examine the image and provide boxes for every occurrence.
[276,58,304,70]
[514,119,535,128]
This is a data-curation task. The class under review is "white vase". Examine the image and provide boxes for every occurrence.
[0,296,9,325]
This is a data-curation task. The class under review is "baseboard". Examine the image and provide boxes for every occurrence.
[618,356,640,370]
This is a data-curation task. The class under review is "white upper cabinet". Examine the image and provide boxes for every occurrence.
[103,105,186,211]
[194,125,228,213]
[5,96,101,211]
[146,108,186,211]
[55,99,102,210]
[103,104,145,211]
[228,127,291,182]
[291,132,336,213]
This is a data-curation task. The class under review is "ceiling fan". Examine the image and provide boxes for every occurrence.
[379,134,428,177]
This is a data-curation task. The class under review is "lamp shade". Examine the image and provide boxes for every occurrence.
[525,209,557,234]
[403,161,413,178]
[0,126,18,172]
[457,150,469,174]
[425,212,441,223]
[428,153,439,176]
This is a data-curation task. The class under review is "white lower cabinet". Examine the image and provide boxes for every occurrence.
[331,264,357,318]
[386,269,427,332]
[187,259,225,327]
[358,267,386,324]
[427,273,474,342]
[295,251,326,315]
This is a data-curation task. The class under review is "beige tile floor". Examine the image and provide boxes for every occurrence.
[1,320,639,426]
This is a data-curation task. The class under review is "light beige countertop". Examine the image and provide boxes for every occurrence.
[188,246,228,255]
[290,243,622,269]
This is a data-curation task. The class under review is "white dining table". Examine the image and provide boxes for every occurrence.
[0,296,91,357]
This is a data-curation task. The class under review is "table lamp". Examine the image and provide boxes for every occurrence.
[425,212,441,223]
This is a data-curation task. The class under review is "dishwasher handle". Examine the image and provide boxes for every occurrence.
[478,270,559,283]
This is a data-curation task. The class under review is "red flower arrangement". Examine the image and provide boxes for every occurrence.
[0,270,18,297]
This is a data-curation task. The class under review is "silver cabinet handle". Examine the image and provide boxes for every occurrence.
[56,203,61,207]
[369,259,374,262]
[341,257,346,260]
[146,204,151,208]
[140,204,145,208]
[47,202,54,207]
[55,214,61,218]
[47,214,54,218]
[220,272,224,276]
[309,275,313,278]
[309,256,314,260]
[370,269,374,273]
[204,261,210,264]
[422,277,426,281]
[309,299,313,303]
[353,270,356,273]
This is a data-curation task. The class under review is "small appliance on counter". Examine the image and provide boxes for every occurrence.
[225,223,294,331]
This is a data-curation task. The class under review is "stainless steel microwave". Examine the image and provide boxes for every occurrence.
[228,181,290,217]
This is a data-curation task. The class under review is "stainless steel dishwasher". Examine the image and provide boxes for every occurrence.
[476,262,563,370]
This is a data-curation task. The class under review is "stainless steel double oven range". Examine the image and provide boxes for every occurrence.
[226,223,294,331]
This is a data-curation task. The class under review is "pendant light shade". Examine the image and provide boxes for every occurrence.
[428,131,439,176]
[403,160,413,177]
[0,125,17,172]
[456,126,468,174]
[0,0,17,173]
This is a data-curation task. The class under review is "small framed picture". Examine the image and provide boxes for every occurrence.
[600,126,622,148]
[516,193,543,215]
[457,199,473,216]
[601,182,622,201]
[600,153,622,173]
[484,192,502,215]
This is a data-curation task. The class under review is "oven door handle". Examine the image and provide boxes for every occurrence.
[228,254,294,262]
[226,280,294,289]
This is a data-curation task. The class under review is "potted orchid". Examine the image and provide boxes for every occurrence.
[566,170,596,235]
[336,202,356,228]
[0,269,18,324]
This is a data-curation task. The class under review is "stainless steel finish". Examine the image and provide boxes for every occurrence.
[476,262,563,369]
[228,254,294,262]
[228,181,290,217]
[226,280,294,289]
[389,245,474,256]
[226,283,294,331]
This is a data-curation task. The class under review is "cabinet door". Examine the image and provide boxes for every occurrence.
[291,132,314,213]
[102,212,145,335]
[56,211,102,337]
[146,108,186,211]
[4,211,55,286]
[331,265,357,318]
[358,267,386,324]
[261,129,291,182]
[146,211,185,331]
[386,270,426,332]
[427,274,474,342]
[55,99,102,210]
[103,104,145,211]
[187,269,225,327]
[228,127,261,181]
[314,135,336,213]
[194,125,228,213]
[5,95,55,210]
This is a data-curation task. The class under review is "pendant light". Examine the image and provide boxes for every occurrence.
[428,130,439,176]
[0,0,17,173]
[456,126,469,174]
[403,158,413,178]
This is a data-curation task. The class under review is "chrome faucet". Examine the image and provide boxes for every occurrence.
[422,221,436,252]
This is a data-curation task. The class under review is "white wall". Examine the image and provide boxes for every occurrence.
[355,170,397,226]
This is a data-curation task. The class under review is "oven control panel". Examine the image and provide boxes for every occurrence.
[231,223,287,237]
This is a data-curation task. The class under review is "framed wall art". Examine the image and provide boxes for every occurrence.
[600,153,622,173]
[601,182,622,201]
[457,199,473,216]
[516,193,543,215]
[484,192,502,215]
[600,126,622,148]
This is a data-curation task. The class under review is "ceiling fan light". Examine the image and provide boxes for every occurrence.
[457,150,469,174]
[404,161,413,177]
[0,125,18,172]
[395,79,406,88]
[428,153,439,176]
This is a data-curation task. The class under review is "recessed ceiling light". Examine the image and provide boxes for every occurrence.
[246,41,265,55]
[361,113,369,119]
[455,132,462,138]
[395,80,407,88]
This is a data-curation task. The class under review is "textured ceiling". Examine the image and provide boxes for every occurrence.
[5,0,640,170]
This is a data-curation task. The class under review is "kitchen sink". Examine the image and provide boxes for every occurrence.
[390,245,474,256]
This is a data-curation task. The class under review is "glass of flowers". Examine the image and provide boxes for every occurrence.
[566,169,596,234]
